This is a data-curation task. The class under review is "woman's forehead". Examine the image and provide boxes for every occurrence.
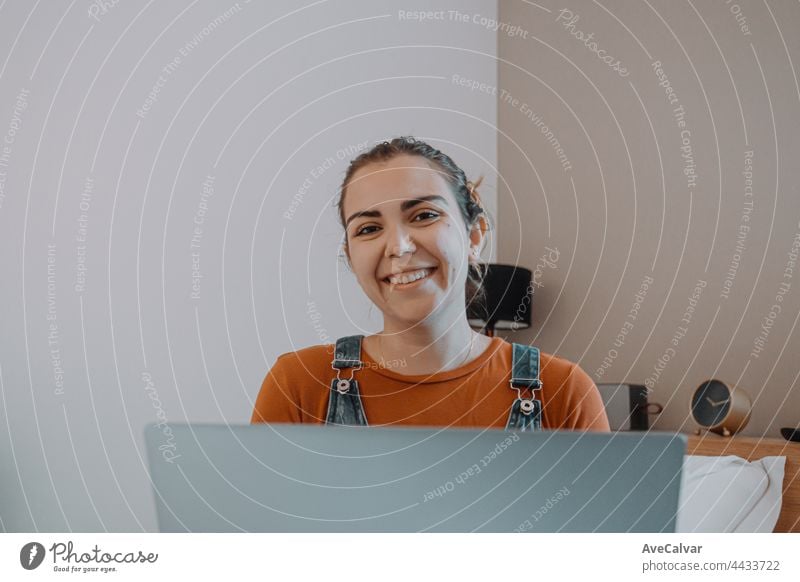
[345,155,455,213]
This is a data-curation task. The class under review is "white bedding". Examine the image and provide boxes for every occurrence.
[676,455,786,533]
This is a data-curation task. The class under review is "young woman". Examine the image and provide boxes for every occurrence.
[251,137,610,431]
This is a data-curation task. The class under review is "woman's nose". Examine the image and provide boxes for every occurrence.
[385,226,416,258]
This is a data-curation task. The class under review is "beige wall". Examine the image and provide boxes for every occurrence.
[497,0,799,437]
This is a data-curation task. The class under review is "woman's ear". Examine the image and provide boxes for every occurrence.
[468,248,481,266]
[468,216,488,262]
[341,241,352,269]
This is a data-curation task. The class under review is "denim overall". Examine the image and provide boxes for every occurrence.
[325,335,543,431]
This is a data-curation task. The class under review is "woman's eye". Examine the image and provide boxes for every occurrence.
[413,210,440,222]
[355,210,439,236]
[356,226,377,236]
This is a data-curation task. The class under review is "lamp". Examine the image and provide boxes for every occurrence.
[467,263,533,336]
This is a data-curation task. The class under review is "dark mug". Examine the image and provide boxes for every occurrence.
[780,427,800,442]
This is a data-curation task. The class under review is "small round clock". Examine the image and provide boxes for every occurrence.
[690,379,751,436]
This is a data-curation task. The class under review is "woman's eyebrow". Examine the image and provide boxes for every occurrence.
[345,195,448,228]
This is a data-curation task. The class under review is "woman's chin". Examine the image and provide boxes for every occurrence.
[369,281,465,327]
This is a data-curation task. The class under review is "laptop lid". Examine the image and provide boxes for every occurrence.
[145,423,686,533]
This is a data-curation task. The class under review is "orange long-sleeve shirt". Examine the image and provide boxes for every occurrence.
[251,336,610,431]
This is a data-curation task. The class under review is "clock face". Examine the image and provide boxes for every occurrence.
[691,380,731,427]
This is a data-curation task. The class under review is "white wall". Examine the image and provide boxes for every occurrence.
[0,0,498,532]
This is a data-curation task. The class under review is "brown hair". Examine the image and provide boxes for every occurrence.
[336,136,489,308]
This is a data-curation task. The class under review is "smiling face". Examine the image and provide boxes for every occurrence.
[342,154,482,329]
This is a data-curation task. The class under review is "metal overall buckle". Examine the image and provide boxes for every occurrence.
[510,380,542,415]
[331,360,362,394]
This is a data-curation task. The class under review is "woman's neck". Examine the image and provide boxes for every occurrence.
[369,317,489,375]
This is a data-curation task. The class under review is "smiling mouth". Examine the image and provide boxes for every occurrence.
[382,267,436,289]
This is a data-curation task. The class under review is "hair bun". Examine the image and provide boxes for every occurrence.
[466,177,484,206]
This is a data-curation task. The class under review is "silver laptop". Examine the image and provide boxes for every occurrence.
[145,423,686,532]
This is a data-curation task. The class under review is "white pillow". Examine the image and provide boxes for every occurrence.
[676,455,785,533]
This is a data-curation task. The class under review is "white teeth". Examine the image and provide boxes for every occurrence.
[387,268,430,285]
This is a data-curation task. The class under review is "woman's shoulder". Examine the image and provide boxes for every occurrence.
[263,343,337,395]
[538,350,597,392]
[273,342,335,368]
[539,350,579,372]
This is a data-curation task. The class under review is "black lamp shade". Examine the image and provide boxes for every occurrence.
[467,263,533,331]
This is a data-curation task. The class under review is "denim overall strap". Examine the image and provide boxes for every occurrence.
[325,335,369,426]
[505,343,543,431]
